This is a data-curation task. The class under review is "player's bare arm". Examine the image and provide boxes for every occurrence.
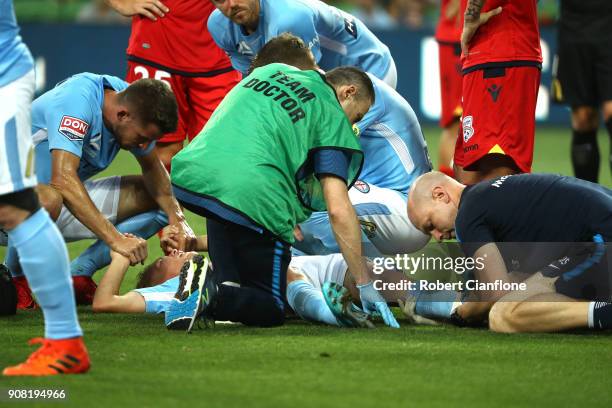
[320,175,369,286]
[92,246,147,313]
[49,149,147,265]
[105,0,169,21]
[461,0,502,56]
[453,243,513,324]
[136,152,196,251]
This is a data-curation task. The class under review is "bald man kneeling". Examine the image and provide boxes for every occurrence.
[407,171,612,333]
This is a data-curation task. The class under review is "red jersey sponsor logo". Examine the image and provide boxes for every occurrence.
[59,116,90,141]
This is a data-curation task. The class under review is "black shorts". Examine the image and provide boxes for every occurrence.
[555,37,612,107]
[541,240,612,301]
[206,218,290,295]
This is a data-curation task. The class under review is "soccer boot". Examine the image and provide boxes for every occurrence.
[12,276,38,310]
[165,255,208,332]
[3,337,90,376]
[323,282,374,328]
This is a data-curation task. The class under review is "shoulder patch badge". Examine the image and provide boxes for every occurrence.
[354,180,370,194]
[59,116,89,141]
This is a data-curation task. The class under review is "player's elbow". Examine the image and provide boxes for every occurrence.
[92,296,113,313]
[488,301,523,333]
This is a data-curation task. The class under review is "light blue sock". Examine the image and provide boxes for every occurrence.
[414,290,459,320]
[71,210,168,277]
[5,245,23,277]
[287,280,339,326]
[8,209,82,339]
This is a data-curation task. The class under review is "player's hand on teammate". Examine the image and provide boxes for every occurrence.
[357,281,400,328]
[110,233,148,266]
[461,6,502,56]
[160,221,197,253]
[106,0,169,21]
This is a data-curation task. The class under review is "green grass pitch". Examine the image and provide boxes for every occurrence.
[0,126,611,407]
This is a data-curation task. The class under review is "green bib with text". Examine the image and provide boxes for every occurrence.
[171,63,363,242]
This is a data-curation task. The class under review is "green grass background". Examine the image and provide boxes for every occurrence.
[0,126,611,407]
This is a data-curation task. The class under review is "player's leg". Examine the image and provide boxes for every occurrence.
[454,66,540,184]
[557,36,601,182]
[184,69,241,143]
[437,42,462,177]
[286,265,340,326]
[68,176,168,280]
[598,32,612,175]
[205,218,290,327]
[0,71,88,376]
[570,106,600,182]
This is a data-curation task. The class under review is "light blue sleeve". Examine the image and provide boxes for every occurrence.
[133,276,179,314]
[43,89,94,159]
[207,10,251,74]
[267,11,322,63]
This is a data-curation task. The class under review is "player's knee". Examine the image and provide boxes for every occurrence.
[571,107,599,132]
[488,301,521,334]
[0,188,41,229]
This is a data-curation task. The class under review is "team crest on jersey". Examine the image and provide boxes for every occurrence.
[352,124,360,137]
[360,220,377,239]
[354,180,370,194]
[462,115,474,143]
[59,116,90,141]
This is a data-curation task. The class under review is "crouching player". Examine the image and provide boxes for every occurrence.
[1,73,196,307]
[1,0,90,376]
[167,61,398,330]
[408,171,612,333]
[196,33,432,258]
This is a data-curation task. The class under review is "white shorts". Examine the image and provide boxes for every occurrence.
[295,181,430,257]
[289,254,347,291]
[0,70,36,196]
[56,176,121,241]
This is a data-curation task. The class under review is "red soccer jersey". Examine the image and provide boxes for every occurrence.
[461,0,542,70]
[436,0,463,43]
[126,0,231,74]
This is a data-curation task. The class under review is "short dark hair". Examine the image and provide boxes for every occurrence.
[248,32,318,74]
[120,79,178,134]
[324,66,375,105]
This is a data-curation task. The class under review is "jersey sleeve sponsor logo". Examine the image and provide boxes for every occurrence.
[59,115,90,141]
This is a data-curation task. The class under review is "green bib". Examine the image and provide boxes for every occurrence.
[171,63,363,242]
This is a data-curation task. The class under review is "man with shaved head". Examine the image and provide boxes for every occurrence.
[407,171,612,333]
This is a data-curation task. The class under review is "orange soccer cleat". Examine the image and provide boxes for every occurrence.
[72,276,97,305]
[13,276,38,310]
[3,337,90,377]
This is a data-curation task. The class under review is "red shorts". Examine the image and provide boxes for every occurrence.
[126,61,242,143]
[438,42,463,128]
[454,66,541,173]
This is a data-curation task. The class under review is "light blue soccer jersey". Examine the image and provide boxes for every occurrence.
[0,0,34,87]
[355,74,432,194]
[208,0,393,79]
[31,73,155,184]
[133,276,178,314]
